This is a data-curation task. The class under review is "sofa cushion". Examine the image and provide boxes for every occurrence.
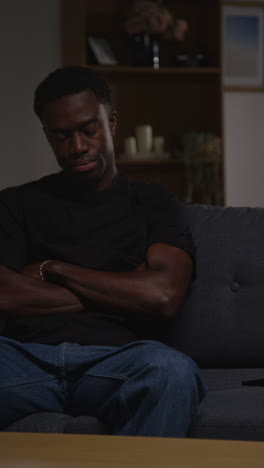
[188,387,264,441]
[188,368,264,441]
[3,412,107,434]
[165,205,264,368]
[201,368,264,391]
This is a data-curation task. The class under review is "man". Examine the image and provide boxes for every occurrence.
[0,66,206,436]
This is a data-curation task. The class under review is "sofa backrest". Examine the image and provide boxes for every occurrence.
[164,204,264,368]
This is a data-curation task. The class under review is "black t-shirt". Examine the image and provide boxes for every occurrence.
[0,171,195,345]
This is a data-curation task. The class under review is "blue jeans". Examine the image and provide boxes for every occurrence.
[0,337,206,437]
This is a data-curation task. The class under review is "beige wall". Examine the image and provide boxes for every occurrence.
[0,0,61,190]
[222,0,264,207]
[224,92,264,207]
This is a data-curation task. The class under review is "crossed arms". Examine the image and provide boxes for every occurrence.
[0,243,192,320]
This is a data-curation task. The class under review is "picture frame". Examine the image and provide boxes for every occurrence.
[87,36,118,66]
[222,5,264,87]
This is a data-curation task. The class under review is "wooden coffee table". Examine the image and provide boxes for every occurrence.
[1,432,264,467]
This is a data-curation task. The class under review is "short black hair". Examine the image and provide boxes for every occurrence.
[34,66,112,121]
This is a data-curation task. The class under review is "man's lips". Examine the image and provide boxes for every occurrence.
[69,159,97,173]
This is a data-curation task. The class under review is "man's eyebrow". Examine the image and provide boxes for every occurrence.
[46,118,98,133]
[79,118,98,129]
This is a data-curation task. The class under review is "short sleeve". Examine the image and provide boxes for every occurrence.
[0,188,27,271]
[134,182,196,266]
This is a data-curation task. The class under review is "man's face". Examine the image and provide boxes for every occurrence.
[42,90,117,191]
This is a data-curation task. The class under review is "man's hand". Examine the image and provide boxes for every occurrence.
[0,264,85,318]
[21,263,42,280]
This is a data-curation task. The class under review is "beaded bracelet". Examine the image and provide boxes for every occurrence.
[39,260,52,281]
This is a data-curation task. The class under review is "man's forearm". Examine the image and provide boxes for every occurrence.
[0,265,84,317]
[40,261,163,313]
[41,259,183,319]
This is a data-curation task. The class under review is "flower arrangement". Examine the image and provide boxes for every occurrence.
[124,0,188,41]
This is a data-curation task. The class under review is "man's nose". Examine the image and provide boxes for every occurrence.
[70,131,88,155]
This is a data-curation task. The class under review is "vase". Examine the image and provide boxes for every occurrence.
[131,32,160,69]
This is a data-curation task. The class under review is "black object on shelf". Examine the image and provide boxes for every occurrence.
[174,50,208,67]
[130,32,160,68]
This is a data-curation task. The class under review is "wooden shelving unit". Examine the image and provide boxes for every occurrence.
[62,0,223,204]
[85,65,221,75]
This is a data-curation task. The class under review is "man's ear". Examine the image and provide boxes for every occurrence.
[108,110,117,136]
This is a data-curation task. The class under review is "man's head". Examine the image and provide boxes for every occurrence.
[34,66,117,191]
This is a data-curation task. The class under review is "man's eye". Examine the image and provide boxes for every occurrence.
[51,132,69,142]
[83,125,98,136]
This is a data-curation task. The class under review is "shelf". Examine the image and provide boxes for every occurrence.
[62,0,223,203]
[117,158,221,166]
[87,65,221,75]
[116,159,181,167]
[117,158,182,166]
[223,86,264,93]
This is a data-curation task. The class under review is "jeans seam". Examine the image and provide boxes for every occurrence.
[59,343,66,378]
[83,369,128,382]
[59,343,68,395]
[119,380,132,421]
[96,378,131,429]
[0,376,57,389]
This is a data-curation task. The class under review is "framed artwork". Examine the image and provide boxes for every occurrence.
[223,5,264,87]
[87,36,118,66]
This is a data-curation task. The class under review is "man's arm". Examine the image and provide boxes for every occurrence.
[41,243,193,319]
[0,265,84,318]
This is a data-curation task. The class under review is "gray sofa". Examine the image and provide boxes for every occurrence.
[3,204,264,440]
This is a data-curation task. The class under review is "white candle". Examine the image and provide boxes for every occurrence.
[153,136,165,153]
[135,125,153,153]
[124,137,137,156]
